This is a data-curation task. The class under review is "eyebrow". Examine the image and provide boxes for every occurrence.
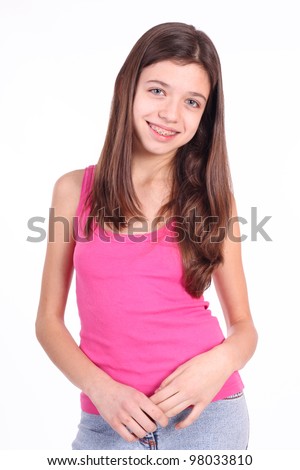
[146,80,208,102]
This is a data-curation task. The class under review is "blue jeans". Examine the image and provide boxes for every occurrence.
[72,392,249,450]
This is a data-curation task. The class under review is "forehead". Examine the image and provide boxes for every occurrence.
[138,60,210,96]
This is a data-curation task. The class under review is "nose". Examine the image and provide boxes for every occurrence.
[158,99,180,123]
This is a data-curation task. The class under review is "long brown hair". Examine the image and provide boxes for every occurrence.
[83,22,233,298]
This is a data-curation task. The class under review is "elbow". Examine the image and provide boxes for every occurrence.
[35,310,53,346]
[35,314,45,345]
[253,324,259,351]
[247,321,259,359]
[35,309,65,346]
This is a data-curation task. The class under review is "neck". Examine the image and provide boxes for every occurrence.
[131,153,174,187]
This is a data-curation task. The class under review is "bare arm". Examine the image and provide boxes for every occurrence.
[213,196,258,371]
[210,195,258,374]
[35,171,106,394]
[36,171,168,441]
[150,196,258,428]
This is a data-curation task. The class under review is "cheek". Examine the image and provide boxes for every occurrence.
[186,115,202,137]
[133,92,159,119]
[133,101,147,123]
[132,92,143,119]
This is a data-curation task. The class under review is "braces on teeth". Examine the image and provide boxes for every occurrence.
[150,124,176,136]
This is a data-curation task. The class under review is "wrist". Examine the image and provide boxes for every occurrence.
[82,367,115,399]
[203,343,237,378]
[215,343,238,374]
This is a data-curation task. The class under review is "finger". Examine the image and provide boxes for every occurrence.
[150,386,179,405]
[164,400,192,418]
[121,416,149,439]
[114,423,139,443]
[141,403,169,428]
[131,409,157,434]
[175,404,203,430]
[155,370,181,391]
[153,393,186,414]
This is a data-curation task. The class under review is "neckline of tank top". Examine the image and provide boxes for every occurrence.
[98,221,172,242]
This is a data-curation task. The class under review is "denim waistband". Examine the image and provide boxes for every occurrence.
[223,390,244,400]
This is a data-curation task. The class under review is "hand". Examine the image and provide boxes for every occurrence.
[88,377,169,442]
[150,348,231,430]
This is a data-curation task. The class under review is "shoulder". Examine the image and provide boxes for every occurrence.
[51,168,86,216]
[54,168,85,195]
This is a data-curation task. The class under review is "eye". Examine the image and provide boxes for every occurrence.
[149,88,165,96]
[186,99,200,108]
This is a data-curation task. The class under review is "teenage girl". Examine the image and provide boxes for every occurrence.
[36,22,258,450]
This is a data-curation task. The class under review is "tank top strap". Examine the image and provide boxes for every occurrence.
[75,165,95,217]
[75,165,96,238]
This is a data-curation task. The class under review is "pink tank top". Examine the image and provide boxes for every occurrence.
[74,165,244,414]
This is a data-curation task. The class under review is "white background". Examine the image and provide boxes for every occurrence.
[0,0,299,450]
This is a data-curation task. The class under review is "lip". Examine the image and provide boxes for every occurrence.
[147,121,179,134]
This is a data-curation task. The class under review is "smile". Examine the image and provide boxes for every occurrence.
[148,122,178,137]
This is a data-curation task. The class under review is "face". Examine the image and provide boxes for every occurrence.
[132,60,210,161]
